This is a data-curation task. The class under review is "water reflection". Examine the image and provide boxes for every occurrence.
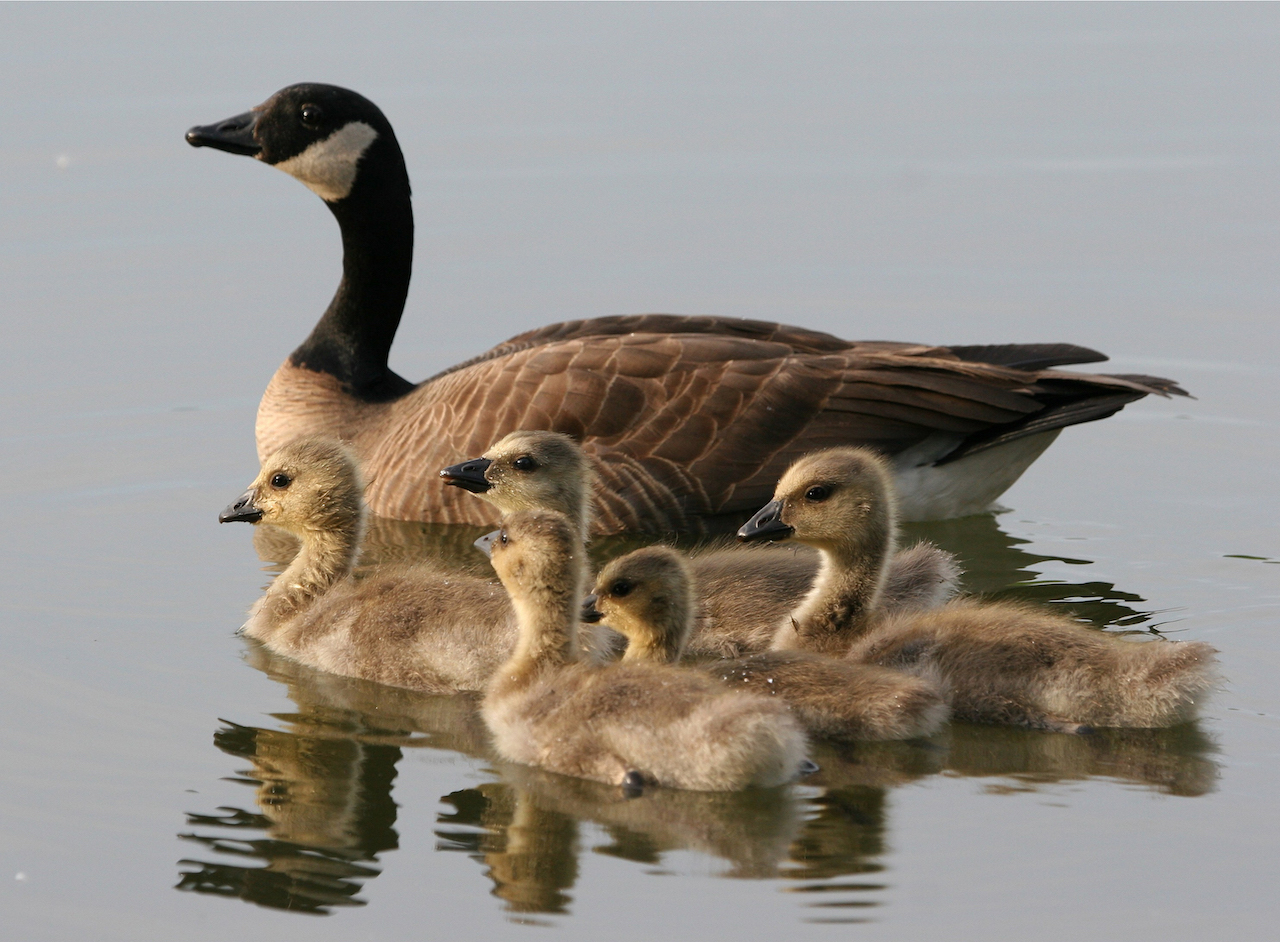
[176,719,400,913]
[176,647,491,913]
[187,512,1218,918]
[941,722,1219,797]
[901,514,1154,629]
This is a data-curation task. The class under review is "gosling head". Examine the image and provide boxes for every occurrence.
[737,448,897,561]
[476,509,584,604]
[186,83,404,204]
[219,437,365,538]
[441,430,593,532]
[582,547,693,663]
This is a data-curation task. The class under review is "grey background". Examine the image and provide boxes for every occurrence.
[2,4,1277,940]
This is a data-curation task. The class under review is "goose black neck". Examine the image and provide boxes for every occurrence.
[289,136,416,402]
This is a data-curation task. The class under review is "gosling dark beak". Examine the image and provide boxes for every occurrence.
[737,499,794,543]
[219,488,263,524]
[440,457,493,494]
[474,529,500,558]
[186,110,262,157]
[581,594,603,623]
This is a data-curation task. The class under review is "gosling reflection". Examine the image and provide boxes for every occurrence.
[436,748,939,919]
[941,722,1219,797]
[177,642,498,915]
[435,762,804,919]
[176,719,400,913]
[241,641,493,758]
[437,781,580,917]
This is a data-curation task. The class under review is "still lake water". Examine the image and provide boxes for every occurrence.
[2,4,1278,939]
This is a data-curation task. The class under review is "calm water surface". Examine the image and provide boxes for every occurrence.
[2,5,1278,940]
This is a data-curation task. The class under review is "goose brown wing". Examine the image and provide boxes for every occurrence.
[429,315,1130,382]
[362,332,1183,532]
[425,313,939,383]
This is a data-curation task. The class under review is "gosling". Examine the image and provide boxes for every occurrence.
[441,429,961,657]
[479,510,809,791]
[739,448,1220,732]
[584,546,949,741]
[219,437,519,693]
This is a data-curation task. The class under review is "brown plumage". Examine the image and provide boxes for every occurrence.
[585,546,948,742]
[218,437,518,693]
[190,84,1190,534]
[442,429,960,658]
[480,510,809,791]
[741,448,1220,732]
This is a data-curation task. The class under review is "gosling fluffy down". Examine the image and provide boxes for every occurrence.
[740,447,1220,731]
[443,428,961,658]
[586,546,948,742]
[480,510,809,791]
[220,437,516,693]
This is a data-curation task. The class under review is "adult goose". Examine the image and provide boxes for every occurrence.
[188,83,1188,533]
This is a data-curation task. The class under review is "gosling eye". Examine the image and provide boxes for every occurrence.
[610,580,633,598]
[512,456,538,472]
[805,485,831,503]
[269,472,292,489]
[499,530,509,545]
[300,104,324,128]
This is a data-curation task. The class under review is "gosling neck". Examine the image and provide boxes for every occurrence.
[288,135,415,403]
[776,536,894,656]
[501,575,584,687]
[259,514,365,627]
[618,608,686,665]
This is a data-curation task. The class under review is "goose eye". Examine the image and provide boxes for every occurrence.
[610,581,632,598]
[270,473,292,489]
[512,456,538,472]
[499,530,508,545]
[805,485,831,503]
[300,104,323,127]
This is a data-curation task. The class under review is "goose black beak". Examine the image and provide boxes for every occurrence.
[474,529,501,558]
[219,488,263,524]
[581,594,603,623]
[737,499,794,543]
[186,110,262,157]
[440,457,493,494]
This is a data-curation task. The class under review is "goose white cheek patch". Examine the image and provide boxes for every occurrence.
[273,121,378,202]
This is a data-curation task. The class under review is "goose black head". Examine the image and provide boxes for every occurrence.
[186,83,404,203]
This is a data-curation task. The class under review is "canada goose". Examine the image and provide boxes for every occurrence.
[441,429,960,657]
[218,437,518,693]
[188,83,1188,532]
[582,546,947,741]
[739,448,1220,731]
[478,510,808,790]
